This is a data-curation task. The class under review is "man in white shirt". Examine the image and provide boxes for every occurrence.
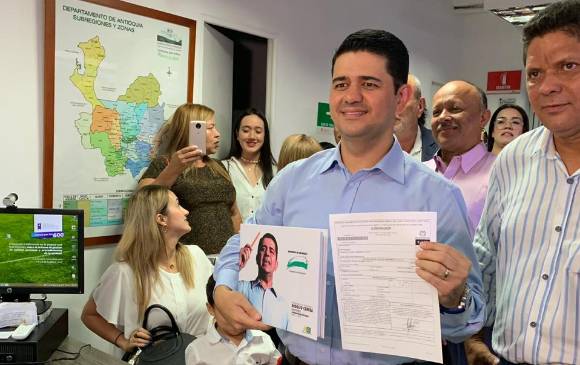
[394,74,438,161]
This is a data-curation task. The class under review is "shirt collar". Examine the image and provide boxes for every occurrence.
[319,138,406,185]
[533,126,557,159]
[320,144,341,173]
[250,279,279,297]
[435,143,489,174]
[206,321,224,344]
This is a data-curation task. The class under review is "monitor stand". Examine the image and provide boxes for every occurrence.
[0,294,52,315]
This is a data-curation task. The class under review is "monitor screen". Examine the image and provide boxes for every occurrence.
[0,208,84,300]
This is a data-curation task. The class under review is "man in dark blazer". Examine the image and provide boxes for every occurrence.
[394,74,438,161]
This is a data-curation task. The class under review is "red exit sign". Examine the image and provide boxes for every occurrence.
[487,70,521,94]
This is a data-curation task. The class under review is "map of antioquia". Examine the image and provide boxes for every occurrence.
[71,36,165,177]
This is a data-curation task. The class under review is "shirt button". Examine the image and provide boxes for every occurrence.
[567,178,574,184]
[530,321,537,328]
[541,274,549,280]
[555,226,562,232]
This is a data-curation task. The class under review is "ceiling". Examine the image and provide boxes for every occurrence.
[451,0,559,26]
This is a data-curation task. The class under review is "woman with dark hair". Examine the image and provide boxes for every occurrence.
[223,109,277,221]
[486,104,530,155]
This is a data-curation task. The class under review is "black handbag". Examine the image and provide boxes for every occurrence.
[123,304,195,365]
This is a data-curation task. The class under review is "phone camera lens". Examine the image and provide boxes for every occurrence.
[195,123,201,129]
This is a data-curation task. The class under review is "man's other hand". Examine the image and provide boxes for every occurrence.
[214,285,270,333]
[415,241,471,308]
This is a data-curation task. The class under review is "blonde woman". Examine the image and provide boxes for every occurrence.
[81,185,212,356]
[140,103,241,254]
[277,134,322,171]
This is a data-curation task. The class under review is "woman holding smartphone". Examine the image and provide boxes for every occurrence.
[223,109,277,221]
[140,103,241,254]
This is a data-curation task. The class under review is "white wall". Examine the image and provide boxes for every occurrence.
[456,11,531,117]
[0,0,526,354]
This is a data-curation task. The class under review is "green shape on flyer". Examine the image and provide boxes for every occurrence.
[287,260,308,270]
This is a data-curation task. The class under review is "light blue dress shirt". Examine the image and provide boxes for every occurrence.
[238,279,289,330]
[215,140,484,365]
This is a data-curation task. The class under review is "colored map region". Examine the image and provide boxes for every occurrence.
[71,36,165,177]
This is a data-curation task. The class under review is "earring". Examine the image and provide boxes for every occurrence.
[161,225,168,233]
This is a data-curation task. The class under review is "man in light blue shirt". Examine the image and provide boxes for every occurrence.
[238,233,288,330]
[213,29,484,365]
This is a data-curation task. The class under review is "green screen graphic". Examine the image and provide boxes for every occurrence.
[0,214,79,286]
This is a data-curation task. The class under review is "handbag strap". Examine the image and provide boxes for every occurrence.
[142,304,180,334]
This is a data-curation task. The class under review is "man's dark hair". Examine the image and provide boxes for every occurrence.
[331,29,409,92]
[522,0,580,64]
[257,233,278,257]
[486,104,530,152]
[206,274,216,307]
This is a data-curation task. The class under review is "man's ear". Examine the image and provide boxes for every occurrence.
[417,97,426,118]
[480,109,491,128]
[395,84,411,115]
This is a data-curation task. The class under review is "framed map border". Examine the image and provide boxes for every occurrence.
[43,0,196,246]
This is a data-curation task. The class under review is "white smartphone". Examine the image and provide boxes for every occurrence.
[189,120,207,155]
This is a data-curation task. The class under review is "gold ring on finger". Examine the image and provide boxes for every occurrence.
[443,268,450,280]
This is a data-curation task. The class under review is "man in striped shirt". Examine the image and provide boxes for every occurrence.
[473,1,580,364]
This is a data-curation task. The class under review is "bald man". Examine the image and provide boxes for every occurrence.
[394,74,438,161]
[426,80,494,233]
[426,80,495,365]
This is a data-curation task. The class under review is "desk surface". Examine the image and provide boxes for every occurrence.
[49,337,125,365]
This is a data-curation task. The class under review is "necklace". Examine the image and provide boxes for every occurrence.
[160,260,177,272]
[240,156,260,164]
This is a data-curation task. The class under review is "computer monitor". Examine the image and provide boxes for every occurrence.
[0,208,84,302]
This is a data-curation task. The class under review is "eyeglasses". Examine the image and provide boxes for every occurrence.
[495,119,523,129]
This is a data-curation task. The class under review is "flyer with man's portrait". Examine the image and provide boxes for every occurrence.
[238,224,327,340]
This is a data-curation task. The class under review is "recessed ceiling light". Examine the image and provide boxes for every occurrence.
[490,4,549,26]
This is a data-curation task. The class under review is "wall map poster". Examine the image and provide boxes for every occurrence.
[44,0,196,245]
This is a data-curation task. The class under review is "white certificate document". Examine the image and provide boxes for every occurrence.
[329,212,442,363]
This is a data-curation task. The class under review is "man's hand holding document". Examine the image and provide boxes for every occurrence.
[238,224,327,340]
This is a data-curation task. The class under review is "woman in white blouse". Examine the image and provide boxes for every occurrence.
[81,185,212,355]
[223,109,277,221]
